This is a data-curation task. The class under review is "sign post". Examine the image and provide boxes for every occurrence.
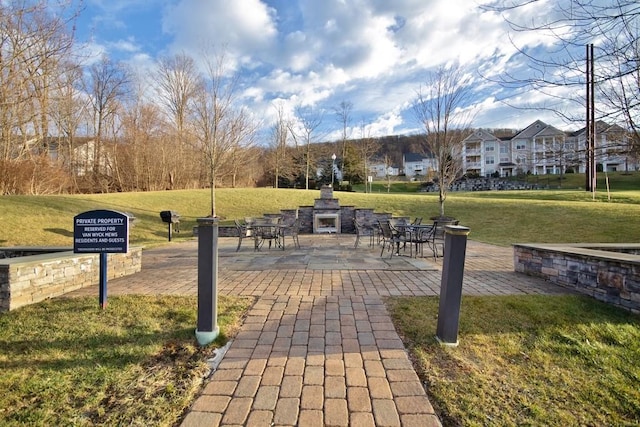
[436,225,470,346]
[195,217,220,346]
[73,210,130,309]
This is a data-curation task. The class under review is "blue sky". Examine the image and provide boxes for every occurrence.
[73,0,583,141]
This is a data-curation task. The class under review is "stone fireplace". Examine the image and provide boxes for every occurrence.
[313,186,341,233]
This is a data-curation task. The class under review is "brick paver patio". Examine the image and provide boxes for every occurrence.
[67,234,569,426]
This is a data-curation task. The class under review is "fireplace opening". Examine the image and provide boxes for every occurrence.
[313,213,340,234]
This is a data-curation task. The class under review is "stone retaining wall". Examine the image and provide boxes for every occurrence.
[514,243,640,313]
[0,247,142,312]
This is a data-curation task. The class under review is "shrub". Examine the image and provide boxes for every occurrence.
[0,157,70,195]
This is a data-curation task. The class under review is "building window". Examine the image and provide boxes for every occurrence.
[516,143,526,150]
[485,145,495,152]
[485,157,495,165]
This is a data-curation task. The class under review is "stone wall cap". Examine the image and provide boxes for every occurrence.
[513,243,640,264]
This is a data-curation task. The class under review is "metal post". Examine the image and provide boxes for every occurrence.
[195,217,220,346]
[99,252,108,309]
[167,222,173,242]
[331,153,336,188]
[436,225,470,346]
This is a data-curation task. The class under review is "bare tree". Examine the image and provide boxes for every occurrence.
[0,0,82,195]
[154,52,201,189]
[225,107,260,188]
[290,106,323,190]
[484,0,639,147]
[85,55,130,189]
[383,153,393,193]
[50,60,89,192]
[115,73,174,192]
[413,64,475,218]
[356,120,380,193]
[191,47,256,216]
[334,100,352,182]
[269,101,292,188]
[22,1,77,146]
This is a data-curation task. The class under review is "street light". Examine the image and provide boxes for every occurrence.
[331,153,336,188]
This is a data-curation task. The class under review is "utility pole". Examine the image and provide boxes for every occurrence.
[585,44,596,193]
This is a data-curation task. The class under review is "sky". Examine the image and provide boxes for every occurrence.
[72,0,584,142]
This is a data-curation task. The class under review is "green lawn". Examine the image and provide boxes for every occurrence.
[387,295,640,426]
[2,174,640,425]
[2,173,640,247]
[0,295,253,426]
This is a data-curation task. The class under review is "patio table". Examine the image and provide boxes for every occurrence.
[392,223,435,258]
[248,218,283,250]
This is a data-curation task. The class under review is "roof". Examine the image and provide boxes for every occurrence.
[570,120,627,137]
[462,129,501,143]
[513,120,548,139]
[403,153,427,163]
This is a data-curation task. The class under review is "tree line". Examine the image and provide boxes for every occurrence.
[1,0,637,210]
[0,2,432,196]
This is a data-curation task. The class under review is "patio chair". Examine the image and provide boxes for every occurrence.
[389,217,408,227]
[234,219,251,252]
[389,220,419,257]
[408,223,434,258]
[353,218,375,248]
[378,220,405,258]
[280,217,301,250]
[255,217,282,250]
[429,219,459,259]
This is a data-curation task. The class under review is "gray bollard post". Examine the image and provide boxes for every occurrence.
[436,225,470,346]
[195,217,220,346]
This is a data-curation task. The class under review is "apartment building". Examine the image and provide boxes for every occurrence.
[369,163,399,178]
[402,152,437,178]
[568,121,635,173]
[462,119,636,177]
[368,152,434,178]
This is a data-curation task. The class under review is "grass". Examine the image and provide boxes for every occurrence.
[387,294,640,426]
[0,294,253,426]
[2,171,640,425]
[0,188,640,247]
[2,172,640,248]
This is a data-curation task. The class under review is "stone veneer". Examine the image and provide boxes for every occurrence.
[0,247,142,312]
[216,187,396,238]
[514,243,640,313]
[216,206,394,237]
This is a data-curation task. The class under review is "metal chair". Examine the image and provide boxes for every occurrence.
[428,219,459,259]
[260,217,282,250]
[280,218,301,250]
[354,218,375,248]
[409,224,434,258]
[378,220,405,258]
[234,219,251,252]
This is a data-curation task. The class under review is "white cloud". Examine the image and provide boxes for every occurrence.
[108,38,140,53]
[75,0,590,139]
[162,0,278,62]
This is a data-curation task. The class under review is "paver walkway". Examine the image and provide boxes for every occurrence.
[68,234,570,426]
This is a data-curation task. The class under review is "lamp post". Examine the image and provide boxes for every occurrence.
[331,153,336,188]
